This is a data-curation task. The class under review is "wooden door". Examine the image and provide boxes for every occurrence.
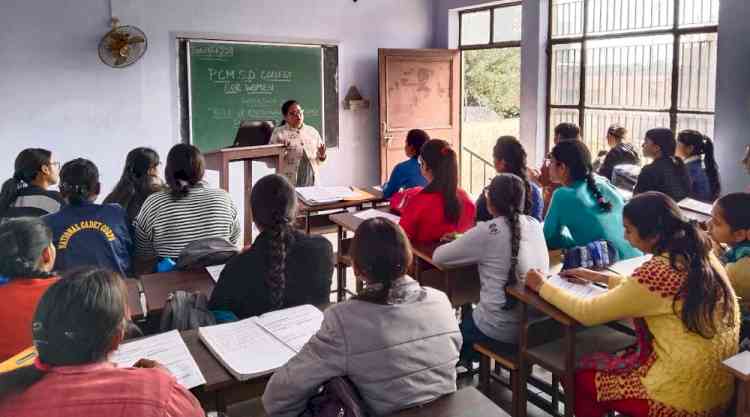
[378,49,461,183]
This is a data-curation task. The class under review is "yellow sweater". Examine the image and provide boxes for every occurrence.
[540,256,738,416]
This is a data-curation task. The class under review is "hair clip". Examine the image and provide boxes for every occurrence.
[440,147,451,156]
[34,357,51,372]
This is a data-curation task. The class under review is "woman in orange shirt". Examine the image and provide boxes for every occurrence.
[0,218,59,362]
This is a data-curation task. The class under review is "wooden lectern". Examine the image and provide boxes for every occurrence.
[204,144,285,244]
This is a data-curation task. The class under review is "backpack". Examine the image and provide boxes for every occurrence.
[300,377,369,417]
[176,237,239,270]
[159,290,216,332]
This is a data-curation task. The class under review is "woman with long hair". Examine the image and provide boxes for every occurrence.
[475,136,544,222]
[634,128,690,201]
[263,218,461,417]
[399,139,476,244]
[0,218,59,362]
[526,192,738,417]
[0,148,63,219]
[434,173,548,362]
[44,159,132,276]
[209,174,333,318]
[544,140,641,260]
[104,147,164,222]
[0,267,204,417]
[134,143,240,268]
[677,130,721,202]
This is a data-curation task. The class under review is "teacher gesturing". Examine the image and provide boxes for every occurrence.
[270,100,326,186]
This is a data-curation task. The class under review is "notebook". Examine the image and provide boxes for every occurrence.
[546,275,607,299]
[679,198,713,215]
[353,208,401,223]
[723,350,750,376]
[297,186,359,204]
[199,304,324,381]
[607,255,652,277]
[110,330,206,389]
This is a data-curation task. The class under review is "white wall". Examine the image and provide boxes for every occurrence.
[0,0,435,196]
[715,0,750,193]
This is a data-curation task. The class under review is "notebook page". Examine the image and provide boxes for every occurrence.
[353,208,401,224]
[723,350,750,376]
[679,198,713,215]
[546,275,607,299]
[206,264,226,283]
[607,255,652,277]
[110,330,206,389]
[254,304,324,352]
[199,319,295,379]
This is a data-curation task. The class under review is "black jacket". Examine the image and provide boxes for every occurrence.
[208,229,333,319]
[634,157,690,202]
[598,143,641,181]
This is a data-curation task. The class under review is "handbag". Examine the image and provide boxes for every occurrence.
[300,377,369,417]
[562,240,619,271]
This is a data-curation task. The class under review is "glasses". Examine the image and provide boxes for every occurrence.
[288,110,304,117]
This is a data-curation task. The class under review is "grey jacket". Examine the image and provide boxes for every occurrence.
[262,279,462,417]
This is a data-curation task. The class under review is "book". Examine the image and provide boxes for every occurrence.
[353,208,401,223]
[206,264,226,283]
[110,330,206,389]
[678,198,713,215]
[546,275,607,299]
[198,304,323,381]
[297,186,358,204]
[723,350,750,377]
[0,346,37,373]
[607,255,652,277]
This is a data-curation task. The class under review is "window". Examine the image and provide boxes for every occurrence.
[548,0,719,156]
[459,2,523,195]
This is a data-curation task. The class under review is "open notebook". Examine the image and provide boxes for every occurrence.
[546,275,607,299]
[199,304,323,381]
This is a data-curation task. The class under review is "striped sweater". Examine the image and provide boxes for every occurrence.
[134,184,240,259]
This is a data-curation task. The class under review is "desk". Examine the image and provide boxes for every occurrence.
[298,187,385,234]
[328,211,480,306]
[386,387,509,417]
[204,144,285,245]
[138,270,215,318]
[508,284,636,417]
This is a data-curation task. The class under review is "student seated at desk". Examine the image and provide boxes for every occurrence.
[382,129,429,199]
[135,144,240,267]
[262,218,461,417]
[104,147,165,223]
[209,174,333,319]
[534,123,581,215]
[44,159,132,276]
[0,267,204,417]
[433,174,548,363]
[634,128,690,202]
[543,141,641,260]
[399,139,475,245]
[526,192,738,417]
[475,136,543,222]
[0,218,59,362]
[596,124,640,182]
[677,130,721,202]
[0,148,63,219]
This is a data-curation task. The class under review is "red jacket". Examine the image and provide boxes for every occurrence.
[399,189,476,245]
[0,277,58,362]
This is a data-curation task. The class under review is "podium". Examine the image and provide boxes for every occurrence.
[204,144,285,244]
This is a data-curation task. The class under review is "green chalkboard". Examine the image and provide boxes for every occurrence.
[188,41,323,152]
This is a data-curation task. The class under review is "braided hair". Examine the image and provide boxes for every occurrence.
[0,218,55,279]
[624,192,736,338]
[678,129,721,201]
[0,149,52,216]
[493,136,534,216]
[352,218,413,304]
[551,141,612,212]
[250,174,298,309]
[486,174,525,310]
[59,159,100,206]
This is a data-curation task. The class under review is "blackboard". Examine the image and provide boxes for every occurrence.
[186,40,338,152]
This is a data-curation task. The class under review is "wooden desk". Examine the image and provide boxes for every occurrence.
[328,211,479,306]
[298,186,385,234]
[386,387,509,417]
[138,270,215,318]
[204,144,285,245]
[508,284,636,417]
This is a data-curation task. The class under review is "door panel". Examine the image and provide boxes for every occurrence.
[379,49,461,184]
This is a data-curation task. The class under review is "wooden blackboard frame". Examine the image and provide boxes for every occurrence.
[175,34,339,150]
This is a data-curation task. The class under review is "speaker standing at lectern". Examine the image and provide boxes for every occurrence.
[269,100,327,186]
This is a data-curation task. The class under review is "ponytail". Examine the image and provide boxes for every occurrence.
[59,159,99,206]
[266,219,294,309]
[421,140,461,224]
[0,177,23,217]
[0,149,52,216]
[701,137,721,200]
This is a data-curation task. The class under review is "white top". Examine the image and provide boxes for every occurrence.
[269,123,324,186]
[433,215,549,343]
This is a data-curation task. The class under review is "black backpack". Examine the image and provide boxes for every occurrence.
[176,237,239,270]
[159,290,216,332]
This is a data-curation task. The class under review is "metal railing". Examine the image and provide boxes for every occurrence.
[462,146,495,196]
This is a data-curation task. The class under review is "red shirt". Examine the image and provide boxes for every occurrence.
[0,277,58,362]
[399,188,476,245]
[0,362,204,417]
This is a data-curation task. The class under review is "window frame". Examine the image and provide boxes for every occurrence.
[545,0,719,150]
[459,2,524,50]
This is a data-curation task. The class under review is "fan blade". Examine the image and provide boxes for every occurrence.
[128,36,145,44]
[114,55,127,66]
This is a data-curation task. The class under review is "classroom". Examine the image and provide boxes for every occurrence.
[1,1,750,417]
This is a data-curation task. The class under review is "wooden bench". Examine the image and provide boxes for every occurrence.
[386,387,509,417]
